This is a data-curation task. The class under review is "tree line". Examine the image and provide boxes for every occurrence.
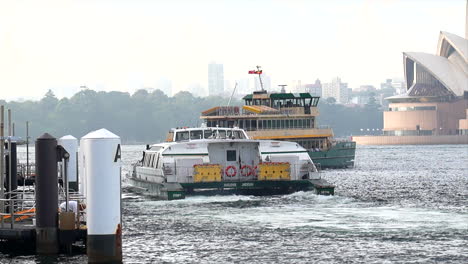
[1,89,383,143]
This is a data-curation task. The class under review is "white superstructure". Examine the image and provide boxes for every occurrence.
[133,126,320,185]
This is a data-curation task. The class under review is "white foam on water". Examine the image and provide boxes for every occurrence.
[206,194,468,232]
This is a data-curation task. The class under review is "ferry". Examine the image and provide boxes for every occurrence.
[128,127,335,200]
[200,67,356,169]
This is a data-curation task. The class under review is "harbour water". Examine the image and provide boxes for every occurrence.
[1,144,467,263]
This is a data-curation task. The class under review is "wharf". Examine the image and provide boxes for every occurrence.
[0,223,35,241]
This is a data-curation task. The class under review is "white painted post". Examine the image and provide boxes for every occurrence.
[58,135,78,191]
[81,129,122,263]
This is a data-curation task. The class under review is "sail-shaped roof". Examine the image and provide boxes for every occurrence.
[404,52,467,96]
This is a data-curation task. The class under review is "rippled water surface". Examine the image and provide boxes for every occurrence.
[2,144,468,263]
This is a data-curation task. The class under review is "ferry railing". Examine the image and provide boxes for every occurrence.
[58,185,87,226]
[0,188,36,229]
[0,187,87,229]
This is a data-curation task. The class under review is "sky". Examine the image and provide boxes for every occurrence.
[0,0,466,100]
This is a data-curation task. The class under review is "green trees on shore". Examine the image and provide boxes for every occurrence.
[1,89,383,143]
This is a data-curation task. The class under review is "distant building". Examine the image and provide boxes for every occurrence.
[355,85,377,93]
[379,78,406,95]
[391,79,406,95]
[208,62,224,96]
[380,79,393,90]
[288,80,303,93]
[304,79,322,97]
[322,77,349,104]
[350,95,370,105]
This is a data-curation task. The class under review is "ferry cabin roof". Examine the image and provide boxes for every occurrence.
[166,127,248,142]
[242,92,320,108]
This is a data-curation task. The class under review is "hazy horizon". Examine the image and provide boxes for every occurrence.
[0,0,465,101]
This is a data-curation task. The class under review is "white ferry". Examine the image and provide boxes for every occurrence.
[128,126,334,200]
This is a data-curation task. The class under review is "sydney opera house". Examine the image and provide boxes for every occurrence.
[354,29,468,145]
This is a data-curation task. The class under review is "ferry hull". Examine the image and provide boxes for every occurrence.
[127,178,186,200]
[128,177,334,200]
[182,179,334,196]
[309,141,356,169]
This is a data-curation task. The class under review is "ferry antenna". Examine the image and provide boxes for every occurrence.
[256,65,264,92]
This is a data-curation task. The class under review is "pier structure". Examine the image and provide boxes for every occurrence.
[0,115,123,262]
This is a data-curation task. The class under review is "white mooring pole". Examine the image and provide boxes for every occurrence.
[58,135,78,192]
[81,128,122,263]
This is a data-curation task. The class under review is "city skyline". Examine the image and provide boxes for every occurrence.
[0,0,465,100]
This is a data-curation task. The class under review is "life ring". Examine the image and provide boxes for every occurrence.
[252,165,258,177]
[240,165,253,176]
[225,166,237,177]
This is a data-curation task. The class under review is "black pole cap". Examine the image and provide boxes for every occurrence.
[37,133,56,141]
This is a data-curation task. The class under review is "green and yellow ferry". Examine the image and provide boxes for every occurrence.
[200,71,356,169]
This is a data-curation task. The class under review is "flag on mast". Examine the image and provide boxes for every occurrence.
[248,70,262,74]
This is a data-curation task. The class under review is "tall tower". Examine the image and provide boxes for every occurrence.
[208,62,224,96]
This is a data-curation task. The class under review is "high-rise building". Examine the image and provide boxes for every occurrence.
[322,77,349,104]
[391,78,406,95]
[208,62,224,96]
[304,79,322,97]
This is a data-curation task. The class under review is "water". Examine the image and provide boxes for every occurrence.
[2,144,468,263]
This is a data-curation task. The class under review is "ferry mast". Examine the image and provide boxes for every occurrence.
[249,66,264,92]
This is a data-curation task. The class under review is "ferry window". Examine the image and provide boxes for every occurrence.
[245,120,250,130]
[298,119,303,128]
[306,119,311,128]
[204,130,213,139]
[251,120,257,130]
[226,150,236,161]
[294,119,298,128]
[233,131,245,139]
[176,131,189,141]
[263,120,267,129]
[281,120,285,128]
[190,130,203,140]
[258,120,263,129]
[267,120,272,129]
[143,154,148,166]
[226,130,233,138]
[154,153,160,168]
[218,130,227,138]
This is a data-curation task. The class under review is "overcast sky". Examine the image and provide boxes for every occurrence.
[0,0,465,100]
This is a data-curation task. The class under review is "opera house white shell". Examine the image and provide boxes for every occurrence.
[383,31,468,137]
